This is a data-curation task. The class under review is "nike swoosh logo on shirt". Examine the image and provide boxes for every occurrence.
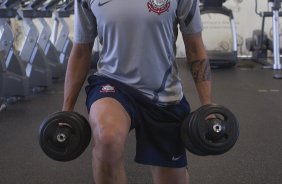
[98,0,112,6]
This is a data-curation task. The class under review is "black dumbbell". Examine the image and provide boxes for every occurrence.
[38,111,91,161]
[181,104,239,156]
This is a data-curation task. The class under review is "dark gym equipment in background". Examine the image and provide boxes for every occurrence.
[17,1,53,90]
[245,0,282,79]
[200,0,238,68]
[51,0,74,72]
[246,0,282,69]
[0,0,74,110]
[0,1,30,105]
[36,0,65,79]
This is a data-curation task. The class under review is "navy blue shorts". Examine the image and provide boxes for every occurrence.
[85,75,191,168]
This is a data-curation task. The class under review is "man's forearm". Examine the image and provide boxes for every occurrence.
[182,32,212,105]
[63,44,92,111]
[188,58,212,105]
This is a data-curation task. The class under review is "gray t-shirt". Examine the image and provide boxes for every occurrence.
[74,0,202,104]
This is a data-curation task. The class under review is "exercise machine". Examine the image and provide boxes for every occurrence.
[51,0,99,70]
[17,0,53,91]
[200,0,238,68]
[35,0,64,79]
[0,0,29,108]
[271,0,282,78]
[51,0,73,72]
[245,0,282,79]
[246,0,281,67]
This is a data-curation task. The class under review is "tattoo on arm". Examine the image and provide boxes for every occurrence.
[188,58,211,82]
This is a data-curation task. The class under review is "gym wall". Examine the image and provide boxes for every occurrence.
[176,0,282,58]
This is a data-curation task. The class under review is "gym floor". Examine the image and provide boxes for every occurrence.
[0,58,282,184]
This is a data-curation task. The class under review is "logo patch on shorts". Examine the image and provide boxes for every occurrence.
[147,0,170,15]
[100,84,116,93]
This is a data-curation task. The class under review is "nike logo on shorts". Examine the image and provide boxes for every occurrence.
[172,155,182,161]
[98,0,112,6]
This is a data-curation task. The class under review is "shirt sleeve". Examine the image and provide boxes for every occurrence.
[73,0,97,43]
[177,0,203,34]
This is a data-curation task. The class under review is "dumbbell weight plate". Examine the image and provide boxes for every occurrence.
[181,104,239,156]
[181,112,208,156]
[39,111,91,161]
[191,104,239,155]
[72,112,92,153]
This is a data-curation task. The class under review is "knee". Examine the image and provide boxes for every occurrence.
[88,98,131,163]
[90,115,128,163]
[92,129,126,163]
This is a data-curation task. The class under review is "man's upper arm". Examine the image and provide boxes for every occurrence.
[72,42,94,58]
[177,0,202,34]
[74,0,97,44]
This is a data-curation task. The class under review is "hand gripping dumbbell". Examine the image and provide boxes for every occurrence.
[38,111,91,161]
[181,104,239,156]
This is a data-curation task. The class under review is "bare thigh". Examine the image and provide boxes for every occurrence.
[89,97,131,160]
[150,166,189,184]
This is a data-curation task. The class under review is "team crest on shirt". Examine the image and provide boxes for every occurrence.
[147,0,170,15]
[100,84,116,93]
